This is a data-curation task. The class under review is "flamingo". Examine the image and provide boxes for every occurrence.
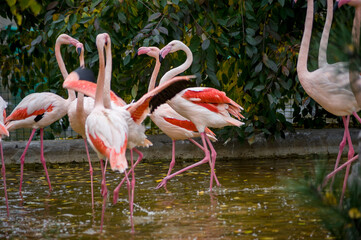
[0,97,9,217]
[317,0,361,194]
[155,40,245,191]
[66,42,99,209]
[294,0,361,204]
[5,34,82,192]
[63,33,193,229]
[137,46,217,190]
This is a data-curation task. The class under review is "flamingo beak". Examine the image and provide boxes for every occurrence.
[77,47,82,56]
[137,47,150,56]
[159,45,172,63]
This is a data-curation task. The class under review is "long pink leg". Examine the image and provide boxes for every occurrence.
[339,117,354,206]
[40,129,52,191]
[100,158,108,232]
[130,150,135,217]
[1,142,9,217]
[324,155,359,181]
[321,116,349,189]
[156,133,211,189]
[161,140,177,191]
[19,129,36,193]
[84,138,94,209]
[189,138,220,186]
[205,134,220,188]
[331,117,349,189]
[338,112,361,206]
[113,148,143,204]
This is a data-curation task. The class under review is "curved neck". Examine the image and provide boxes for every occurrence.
[103,44,112,109]
[148,58,161,92]
[55,40,76,101]
[297,0,314,77]
[352,6,361,49]
[159,45,193,85]
[76,50,85,110]
[94,46,106,108]
[318,0,333,67]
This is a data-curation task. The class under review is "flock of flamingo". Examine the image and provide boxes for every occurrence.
[0,33,244,230]
[0,0,360,232]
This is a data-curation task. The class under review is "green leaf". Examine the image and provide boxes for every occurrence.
[90,0,102,10]
[263,54,278,72]
[206,69,220,87]
[201,39,210,50]
[246,28,255,36]
[254,85,265,91]
[158,27,168,35]
[123,54,131,66]
[170,13,180,21]
[278,0,285,6]
[255,62,263,73]
[172,0,179,4]
[118,12,126,24]
[148,12,161,21]
[131,84,138,98]
[267,94,274,105]
[47,29,53,37]
[65,0,74,7]
[85,42,93,53]
[31,35,42,46]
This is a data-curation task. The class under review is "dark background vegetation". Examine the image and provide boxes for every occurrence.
[2,1,361,239]
[0,0,357,142]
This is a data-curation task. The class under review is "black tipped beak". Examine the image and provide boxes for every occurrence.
[292,0,295,8]
[333,1,339,12]
[77,47,81,56]
[159,54,164,63]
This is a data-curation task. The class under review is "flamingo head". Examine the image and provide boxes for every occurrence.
[137,47,160,59]
[159,40,185,62]
[56,34,80,47]
[76,42,84,56]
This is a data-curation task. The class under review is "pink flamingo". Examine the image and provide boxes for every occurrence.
[66,43,99,209]
[0,97,9,217]
[65,33,129,231]
[5,34,82,192]
[295,0,361,204]
[137,46,217,190]
[63,33,193,229]
[156,40,245,191]
[318,0,361,194]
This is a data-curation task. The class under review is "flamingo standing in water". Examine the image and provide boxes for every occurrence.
[63,33,192,229]
[0,97,9,217]
[66,33,129,231]
[318,0,361,194]
[294,0,361,204]
[137,46,217,190]
[155,40,245,190]
[5,34,82,192]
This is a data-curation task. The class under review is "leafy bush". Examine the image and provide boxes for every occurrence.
[0,0,356,141]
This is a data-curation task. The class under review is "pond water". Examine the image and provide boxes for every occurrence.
[0,157,332,239]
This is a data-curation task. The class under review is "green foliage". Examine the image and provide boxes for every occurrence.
[288,159,361,239]
[0,0,356,141]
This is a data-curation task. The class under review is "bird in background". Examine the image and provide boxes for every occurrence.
[5,34,83,193]
[66,41,98,209]
[137,46,217,191]
[0,96,9,217]
[155,40,244,191]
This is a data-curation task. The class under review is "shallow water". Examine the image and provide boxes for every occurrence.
[0,157,332,239]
